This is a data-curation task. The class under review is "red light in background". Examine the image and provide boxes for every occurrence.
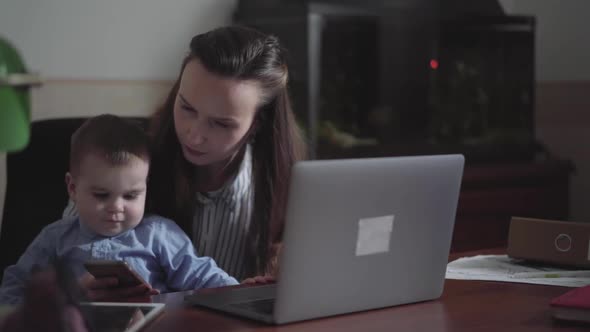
[430,59,439,70]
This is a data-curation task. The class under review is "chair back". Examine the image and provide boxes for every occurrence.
[0,117,148,278]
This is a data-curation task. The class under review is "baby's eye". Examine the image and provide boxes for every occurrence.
[92,192,109,200]
[123,193,139,200]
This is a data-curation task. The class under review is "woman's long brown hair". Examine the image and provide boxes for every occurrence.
[147,26,306,277]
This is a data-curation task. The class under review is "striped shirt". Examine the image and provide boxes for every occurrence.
[192,146,254,280]
[63,146,254,281]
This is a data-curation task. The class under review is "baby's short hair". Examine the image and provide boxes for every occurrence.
[69,114,150,176]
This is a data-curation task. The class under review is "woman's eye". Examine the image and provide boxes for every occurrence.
[92,193,109,200]
[181,104,195,113]
[214,121,230,128]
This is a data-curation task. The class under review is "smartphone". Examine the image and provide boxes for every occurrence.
[84,260,149,288]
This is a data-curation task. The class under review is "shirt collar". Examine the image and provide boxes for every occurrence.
[77,217,101,240]
[195,145,252,206]
[76,216,135,240]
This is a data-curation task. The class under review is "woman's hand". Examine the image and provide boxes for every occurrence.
[78,272,159,301]
[241,275,276,285]
[241,243,282,285]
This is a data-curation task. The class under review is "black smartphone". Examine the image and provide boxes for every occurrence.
[84,260,149,288]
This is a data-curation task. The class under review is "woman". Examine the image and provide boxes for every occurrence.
[147,25,305,281]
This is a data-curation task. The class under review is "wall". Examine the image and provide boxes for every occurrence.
[535,82,590,222]
[510,0,590,81]
[506,1,590,222]
[0,0,238,225]
[0,0,240,80]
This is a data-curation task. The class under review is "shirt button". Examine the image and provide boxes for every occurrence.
[196,194,212,204]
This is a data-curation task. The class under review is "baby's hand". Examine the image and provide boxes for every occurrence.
[78,272,159,301]
[241,275,276,285]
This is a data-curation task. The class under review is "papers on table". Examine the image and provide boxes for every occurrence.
[446,255,590,288]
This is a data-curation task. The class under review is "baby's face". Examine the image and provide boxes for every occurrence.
[66,153,149,237]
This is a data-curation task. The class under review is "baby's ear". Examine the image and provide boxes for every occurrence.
[65,172,76,200]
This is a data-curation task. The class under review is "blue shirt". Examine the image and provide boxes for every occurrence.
[0,214,238,304]
[64,146,255,280]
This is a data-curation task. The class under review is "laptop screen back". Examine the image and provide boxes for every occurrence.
[274,154,464,324]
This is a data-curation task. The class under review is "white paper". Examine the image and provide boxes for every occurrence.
[446,255,590,287]
[355,215,394,256]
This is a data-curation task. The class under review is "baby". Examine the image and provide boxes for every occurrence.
[0,114,238,304]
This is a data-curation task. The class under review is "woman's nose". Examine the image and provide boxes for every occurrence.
[187,122,208,145]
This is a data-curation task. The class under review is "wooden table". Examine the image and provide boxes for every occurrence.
[143,250,588,332]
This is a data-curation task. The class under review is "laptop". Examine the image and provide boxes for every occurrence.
[186,154,464,324]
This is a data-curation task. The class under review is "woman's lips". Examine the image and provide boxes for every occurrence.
[183,145,207,156]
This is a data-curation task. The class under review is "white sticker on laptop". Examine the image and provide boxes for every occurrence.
[355,215,394,256]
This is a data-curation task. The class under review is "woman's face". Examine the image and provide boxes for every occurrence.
[173,59,261,170]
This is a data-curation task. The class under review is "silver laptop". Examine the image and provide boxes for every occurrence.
[186,154,464,324]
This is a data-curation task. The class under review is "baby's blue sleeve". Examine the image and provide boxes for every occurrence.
[0,227,56,305]
[155,219,238,291]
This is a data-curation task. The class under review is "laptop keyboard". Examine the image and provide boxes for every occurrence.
[230,298,275,315]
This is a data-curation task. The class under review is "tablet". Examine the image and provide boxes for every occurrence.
[79,302,165,332]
